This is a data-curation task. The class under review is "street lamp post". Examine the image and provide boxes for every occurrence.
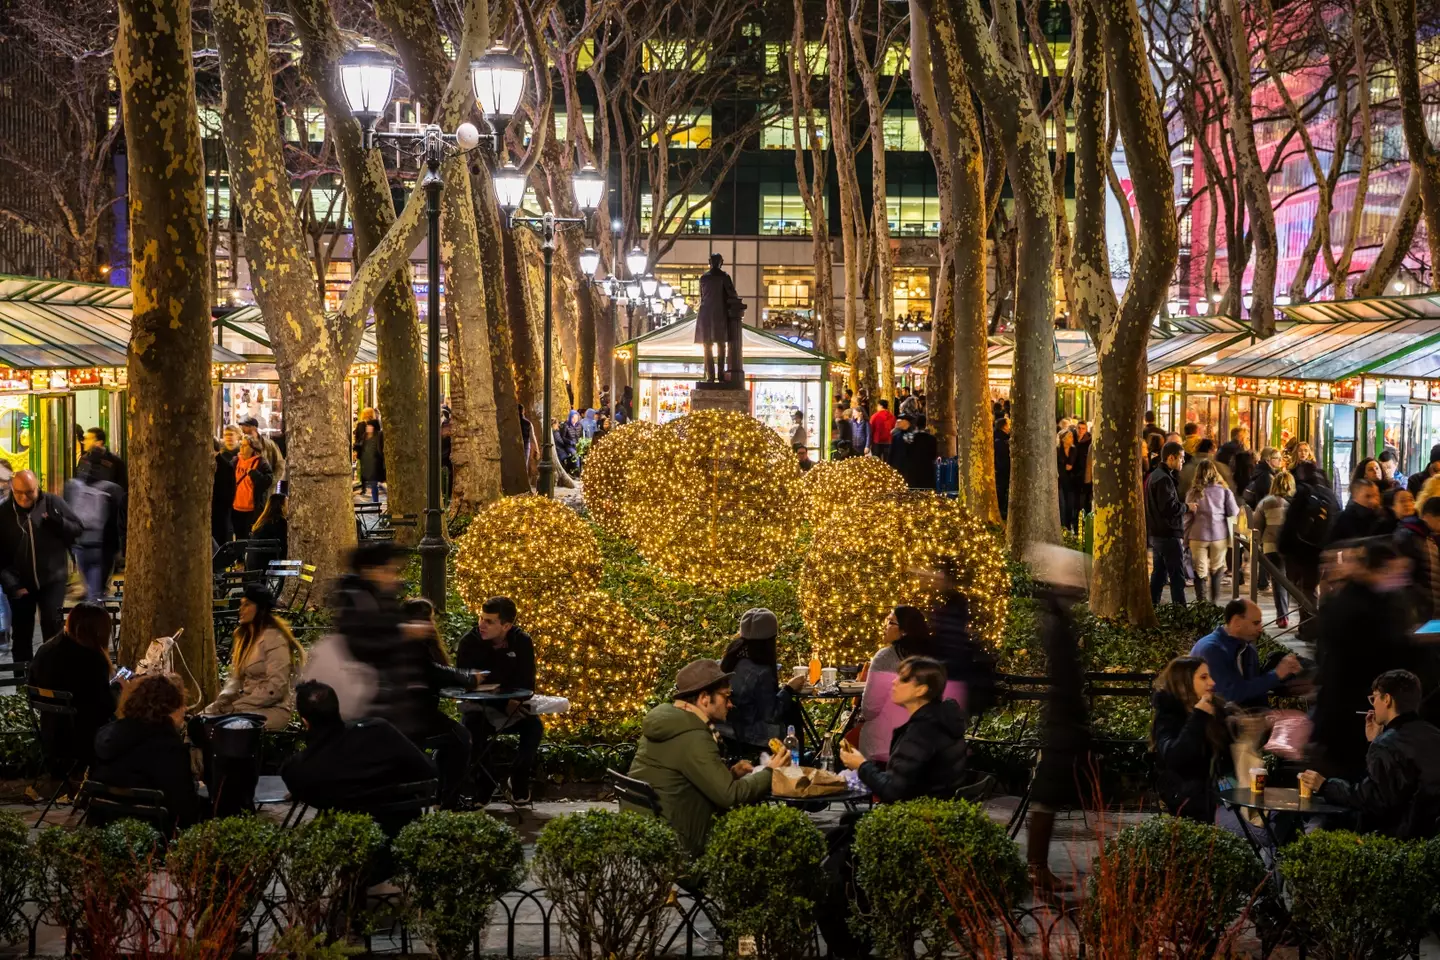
[339,41,522,610]
[495,165,604,497]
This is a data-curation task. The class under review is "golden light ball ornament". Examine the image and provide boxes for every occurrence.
[622,409,803,588]
[580,420,659,537]
[452,494,603,615]
[524,590,662,734]
[798,455,908,528]
[799,491,1009,666]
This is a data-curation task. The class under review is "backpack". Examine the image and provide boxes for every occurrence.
[1279,484,1335,554]
[65,481,110,546]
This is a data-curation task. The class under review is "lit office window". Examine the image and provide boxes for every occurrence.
[879,43,910,76]
[760,183,814,235]
[644,40,707,71]
[763,41,828,75]
[760,111,827,150]
[554,108,597,142]
[882,109,925,151]
[646,112,713,149]
[285,107,326,144]
[886,183,940,238]
[640,193,712,234]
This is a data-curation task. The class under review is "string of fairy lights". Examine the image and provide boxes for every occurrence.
[453,412,1007,728]
[622,410,804,589]
[577,420,658,538]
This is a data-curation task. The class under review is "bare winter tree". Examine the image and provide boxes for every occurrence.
[0,0,123,280]
[786,1,839,357]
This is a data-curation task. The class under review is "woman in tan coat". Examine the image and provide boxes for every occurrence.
[202,582,305,730]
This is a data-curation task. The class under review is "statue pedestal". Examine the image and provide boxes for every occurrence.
[689,384,750,415]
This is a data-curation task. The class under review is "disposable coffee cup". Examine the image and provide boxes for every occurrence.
[1250,767,1268,793]
[793,666,808,681]
[821,667,838,686]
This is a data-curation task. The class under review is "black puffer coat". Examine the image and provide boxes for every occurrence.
[1151,690,1233,823]
[857,698,969,803]
[1319,713,1440,840]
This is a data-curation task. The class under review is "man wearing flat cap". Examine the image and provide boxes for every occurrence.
[624,658,789,857]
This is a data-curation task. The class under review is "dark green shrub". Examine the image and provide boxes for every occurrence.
[1083,815,1265,954]
[699,804,827,960]
[279,811,387,943]
[0,812,34,946]
[33,820,161,944]
[1281,830,1437,960]
[852,798,1026,959]
[170,816,282,913]
[534,809,683,959]
[393,811,525,959]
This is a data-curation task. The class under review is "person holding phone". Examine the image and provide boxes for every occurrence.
[27,602,123,769]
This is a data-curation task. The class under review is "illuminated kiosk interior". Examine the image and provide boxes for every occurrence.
[616,318,841,460]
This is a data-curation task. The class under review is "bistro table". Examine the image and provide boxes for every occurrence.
[441,687,534,806]
[769,786,874,813]
[796,683,866,753]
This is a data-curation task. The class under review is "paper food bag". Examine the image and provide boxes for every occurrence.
[771,765,850,798]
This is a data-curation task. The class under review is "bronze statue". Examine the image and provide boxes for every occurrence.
[695,253,746,384]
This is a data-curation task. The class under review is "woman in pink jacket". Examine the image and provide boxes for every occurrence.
[858,606,967,763]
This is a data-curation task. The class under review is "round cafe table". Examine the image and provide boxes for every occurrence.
[769,786,874,813]
[440,686,533,705]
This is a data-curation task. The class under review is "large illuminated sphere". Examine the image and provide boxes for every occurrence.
[580,421,658,537]
[623,410,803,588]
[798,456,907,528]
[799,492,1008,666]
[525,589,661,733]
[453,495,602,614]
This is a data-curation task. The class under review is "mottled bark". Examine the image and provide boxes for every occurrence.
[470,165,530,496]
[1208,0,1277,335]
[440,159,504,513]
[920,0,993,519]
[948,0,1059,549]
[1373,0,1440,287]
[514,227,570,431]
[114,0,217,696]
[1089,0,1177,625]
[503,226,540,420]
[849,9,896,406]
[1332,15,1372,295]
[214,0,356,583]
[289,0,425,540]
[826,0,863,386]
[787,0,837,356]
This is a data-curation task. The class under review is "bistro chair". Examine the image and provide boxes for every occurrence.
[605,768,662,817]
[78,781,170,834]
[26,686,86,826]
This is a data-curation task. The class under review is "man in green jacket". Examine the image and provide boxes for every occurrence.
[625,659,788,857]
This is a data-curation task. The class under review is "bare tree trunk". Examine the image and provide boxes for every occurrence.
[1375,0,1440,286]
[1354,167,1423,296]
[115,0,217,695]
[827,0,863,388]
[849,8,895,406]
[787,0,836,356]
[949,0,1059,549]
[503,226,541,419]
[1209,0,1278,335]
[1089,0,1177,625]
[289,0,425,538]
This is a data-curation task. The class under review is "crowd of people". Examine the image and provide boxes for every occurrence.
[806,385,942,490]
[16,538,545,834]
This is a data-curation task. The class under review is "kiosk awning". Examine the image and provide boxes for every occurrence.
[0,275,245,369]
[619,318,839,363]
[1205,317,1440,382]
[216,305,445,368]
[1057,330,1248,378]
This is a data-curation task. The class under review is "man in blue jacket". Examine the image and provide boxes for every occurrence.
[1189,598,1302,708]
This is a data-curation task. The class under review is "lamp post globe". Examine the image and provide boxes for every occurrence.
[640,275,658,298]
[626,245,648,278]
[579,246,601,278]
[493,162,528,213]
[338,44,397,146]
[657,282,673,300]
[572,165,605,213]
[471,46,526,121]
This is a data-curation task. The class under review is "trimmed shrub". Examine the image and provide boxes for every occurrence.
[1281,830,1437,960]
[534,809,683,959]
[393,811,525,960]
[279,811,387,943]
[170,816,282,915]
[853,798,1026,958]
[34,819,161,949]
[700,804,827,960]
[0,812,34,946]
[1083,815,1265,955]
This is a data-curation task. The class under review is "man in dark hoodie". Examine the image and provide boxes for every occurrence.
[994,417,1012,520]
[282,680,436,836]
[456,596,544,804]
[1329,478,1381,543]
[0,470,82,662]
[838,656,968,802]
[1300,670,1440,840]
[77,427,128,490]
[1146,442,1188,606]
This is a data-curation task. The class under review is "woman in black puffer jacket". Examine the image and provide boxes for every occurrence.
[1151,655,1235,823]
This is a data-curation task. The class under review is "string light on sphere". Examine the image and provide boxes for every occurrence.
[623,409,803,588]
[453,495,603,615]
[579,420,658,538]
[798,456,907,528]
[799,491,1008,666]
